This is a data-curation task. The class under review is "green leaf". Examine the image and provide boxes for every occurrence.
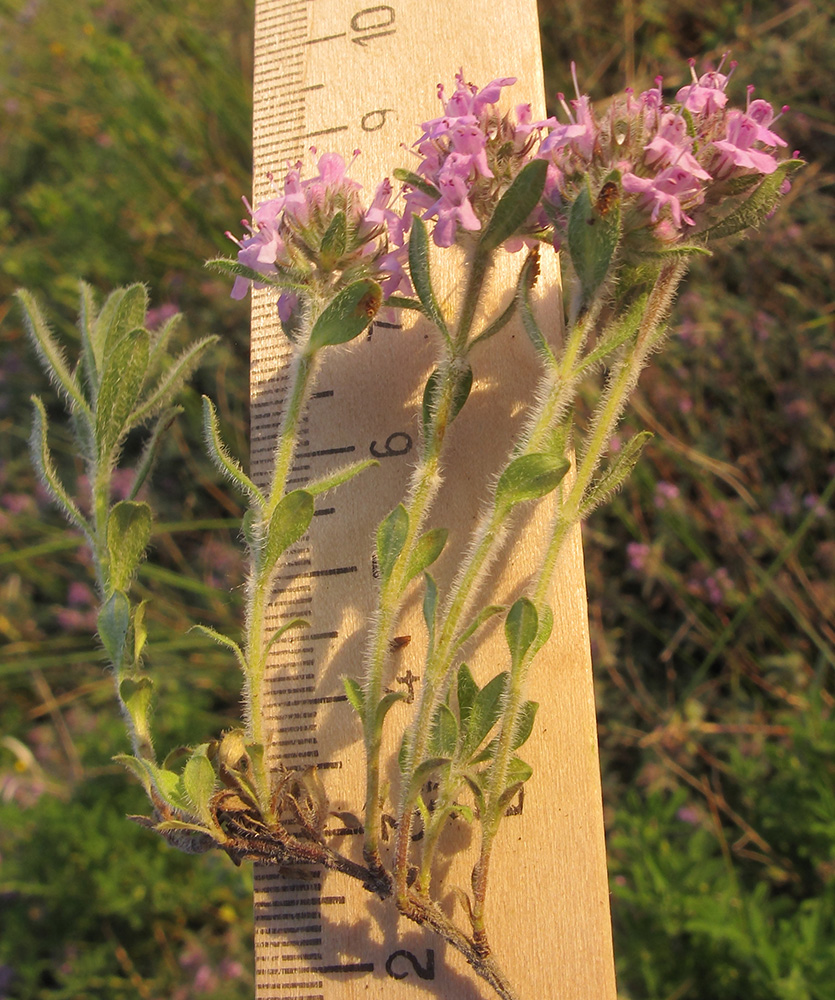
[383,294,425,312]
[98,285,148,361]
[119,676,154,750]
[114,753,153,794]
[462,672,508,758]
[479,159,548,254]
[452,604,506,654]
[191,625,248,673]
[393,168,441,200]
[511,701,539,751]
[580,430,653,515]
[495,452,571,511]
[469,290,518,350]
[423,573,438,654]
[375,690,408,731]
[409,756,452,794]
[107,501,152,592]
[497,756,534,810]
[376,504,409,585]
[532,603,554,660]
[183,751,218,826]
[78,281,101,396]
[343,676,365,718]
[567,176,621,310]
[422,362,472,436]
[16,289,92,421]
[304,458,378,496]
[263,490,314,573]
[319,210,347,268]
[572,295,646,376]
[408,215,450,338]
[404,527,448,584]
[430,703,459,758]
[700,159,804,241]
[204,256,307,291]
[129,406,182,501]
[97,590,131,669]
[463,773,486,814]
[202,396,265,507]
[133,599,148,662]
[516,249,555,363]
[131,336,218,427]
[264,617,309,658]
[96,328,150,457]
[307,279,382,352]
[28,396,90,537]
[457,664,479,730]
[147,764,192,813]
[504,598,539,672]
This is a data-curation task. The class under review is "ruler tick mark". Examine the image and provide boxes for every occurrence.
[305,32,346,44]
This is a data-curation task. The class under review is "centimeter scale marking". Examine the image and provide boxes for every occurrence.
[250,2,617,998]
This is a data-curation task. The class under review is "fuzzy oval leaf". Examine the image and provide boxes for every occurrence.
[422,362,472,436]
[119,676,154,746]
[183,752,218,825]
[580,430,653,516]
[405,527,448,585]
[423,573,438,653]
[97,590,131,669]
[376,503,409,585]
[516,248,554,362]
[107,501,152,592]
[495,452,570,511]
[511,701,539,751]
[409,756,452,795]
[96,329,150,457]
[375,690,408,731]
[457,663,478,730]
[408,215,449,336]
[479,159,548,254]
[505,597,539,671]
[429,702,459,758]
[701,159,804,241]
[343,676,365,719]
[307,279,381,352]
[133,599,148,662]
[320,210,347,267]
[393,168,441,201]
[263,490,314,571]
[498,756,534,810]
[99,285,149,358]
[462,672,508,758]
[567,179,621,308]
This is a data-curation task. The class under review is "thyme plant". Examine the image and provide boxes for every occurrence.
[21,61,800,1000]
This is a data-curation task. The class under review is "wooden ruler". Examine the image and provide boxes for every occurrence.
[249,1,617,997]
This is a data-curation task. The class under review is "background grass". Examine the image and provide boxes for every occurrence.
[1,0,833,997]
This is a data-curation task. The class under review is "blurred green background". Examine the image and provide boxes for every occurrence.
[1,0,833,997]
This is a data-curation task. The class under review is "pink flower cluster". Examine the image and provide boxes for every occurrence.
[541,57,790,241]
[228,61,794,305]
[227,151,396,308]
[399,72,547,248]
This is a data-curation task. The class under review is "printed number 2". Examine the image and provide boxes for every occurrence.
[385,948,435,981]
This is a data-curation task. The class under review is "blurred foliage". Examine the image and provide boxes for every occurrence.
[1,0,833,997]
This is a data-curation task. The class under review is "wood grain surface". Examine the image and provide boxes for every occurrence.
[249,1,617,997]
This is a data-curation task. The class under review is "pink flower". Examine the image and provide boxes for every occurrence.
[622,164,705,228]
[675,57,734,115]
[711,109,782,178]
